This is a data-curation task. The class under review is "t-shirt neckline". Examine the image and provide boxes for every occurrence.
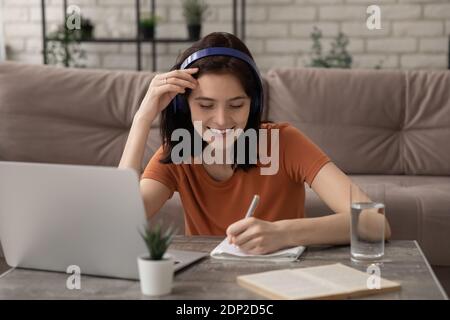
[197,163,240,188]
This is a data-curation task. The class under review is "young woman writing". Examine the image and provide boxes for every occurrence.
[119,32,391,255]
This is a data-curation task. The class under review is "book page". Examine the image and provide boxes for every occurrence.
[297,263,399,292]
[240,269,342,299]
[237,263,401,299]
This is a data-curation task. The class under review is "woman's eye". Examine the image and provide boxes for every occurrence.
[230,104,244,108]
[200,104,213,108]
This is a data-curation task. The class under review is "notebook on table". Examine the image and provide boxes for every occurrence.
[210,238,305,262]
[237,263,401,300]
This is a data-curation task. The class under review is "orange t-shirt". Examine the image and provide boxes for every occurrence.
[140,122,331,236]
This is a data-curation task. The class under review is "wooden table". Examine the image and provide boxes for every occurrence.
[0,237,447,299]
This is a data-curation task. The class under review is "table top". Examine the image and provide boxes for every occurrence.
[0,237,447,300]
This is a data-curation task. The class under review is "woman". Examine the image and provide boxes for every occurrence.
[119,32,391,255]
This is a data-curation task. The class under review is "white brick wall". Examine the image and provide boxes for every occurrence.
[379,5,421,20]
[1,0,449,71]
[401,54,447,68]
[393,21,444,37]
[367,38,417,52]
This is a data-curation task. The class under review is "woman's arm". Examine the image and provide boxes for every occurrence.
[118,112,156,176]
[284,162,391,246]
[227,162,392,254]
[118,69,199,219]
[118,68,199,175]
[279,212,351,247]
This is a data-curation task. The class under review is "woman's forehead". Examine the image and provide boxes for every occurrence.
[195,73,246,94]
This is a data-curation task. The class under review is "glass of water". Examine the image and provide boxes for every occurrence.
[350,184,386,262]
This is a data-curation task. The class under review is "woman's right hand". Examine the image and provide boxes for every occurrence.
[135,68,199,122]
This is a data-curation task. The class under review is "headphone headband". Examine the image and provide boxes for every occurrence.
[173,46,263,116]
[180,47,261,79]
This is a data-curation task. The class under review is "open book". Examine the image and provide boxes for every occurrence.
[237,263,401,299]
[210,238,305,262]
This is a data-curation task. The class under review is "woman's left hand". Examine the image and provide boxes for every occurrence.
[226,217,288,255]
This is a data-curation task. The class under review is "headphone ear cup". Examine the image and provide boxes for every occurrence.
[172,94,182,114]
[251,90,262,116]
[172,95,178,114]
[172,94,189,115]
[177,95,189,114]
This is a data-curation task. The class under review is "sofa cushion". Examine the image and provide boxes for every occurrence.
[404,71,450,175]
[265,68,450,176]
[0,62,160,170]
[265,68,405,175]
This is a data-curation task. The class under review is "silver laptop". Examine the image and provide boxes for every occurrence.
[0,161,207,280]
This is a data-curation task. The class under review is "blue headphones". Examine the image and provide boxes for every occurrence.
[172,47,263,116]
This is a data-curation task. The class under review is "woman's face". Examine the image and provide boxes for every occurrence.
[188,72,251,150]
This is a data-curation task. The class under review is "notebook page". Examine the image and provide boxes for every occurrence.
[210,238,305,261]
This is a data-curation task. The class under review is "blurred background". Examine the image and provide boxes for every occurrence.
[0,0,449,72]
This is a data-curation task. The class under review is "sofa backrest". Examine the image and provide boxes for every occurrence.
[265,68,450,176]
[0,62,160,171]
[1,62,449,176]
[0,62,271,172]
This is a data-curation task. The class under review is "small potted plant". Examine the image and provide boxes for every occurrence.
[80,17,94,40]
[137,222,175,296]
[139,13,161,40]
[182,0,209,40]
[72,15,95,40]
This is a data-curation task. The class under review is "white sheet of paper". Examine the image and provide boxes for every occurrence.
[210,238,305,261]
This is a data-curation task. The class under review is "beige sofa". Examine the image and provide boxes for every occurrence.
[1,62,449,288]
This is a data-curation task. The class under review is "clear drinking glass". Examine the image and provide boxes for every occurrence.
[350,184,386,262]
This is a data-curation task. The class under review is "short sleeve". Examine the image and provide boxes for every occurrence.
[281,125,331,188]
[141,146,177,196]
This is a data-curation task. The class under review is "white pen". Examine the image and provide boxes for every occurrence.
[228,194,260,245]
[245,194,260,219]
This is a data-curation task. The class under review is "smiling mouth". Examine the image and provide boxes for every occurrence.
[207,127,235,135]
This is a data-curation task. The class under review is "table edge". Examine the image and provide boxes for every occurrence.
[1,240,448,300]
[0,266,14,279]
[413,240,449,300]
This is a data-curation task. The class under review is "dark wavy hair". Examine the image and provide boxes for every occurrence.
[159,32,264,172]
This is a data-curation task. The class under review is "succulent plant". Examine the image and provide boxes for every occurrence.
[139,222,176,260]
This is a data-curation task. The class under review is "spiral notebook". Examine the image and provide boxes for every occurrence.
[210,238,305,262]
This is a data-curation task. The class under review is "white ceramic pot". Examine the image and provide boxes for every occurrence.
[137,254,174,296]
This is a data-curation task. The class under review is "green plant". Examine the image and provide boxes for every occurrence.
[307,26,352,69]
[46,24,86,68]
[139,222,176,260]
[182,0,209,25]
[81,17,94,30]
[140,13,162,28]
[76,17,94,40]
